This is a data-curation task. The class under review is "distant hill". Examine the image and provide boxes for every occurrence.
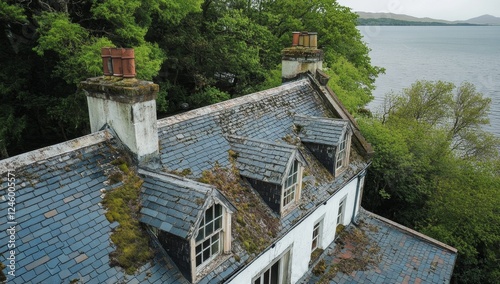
[464,14,500,25]
[356,12,500,26]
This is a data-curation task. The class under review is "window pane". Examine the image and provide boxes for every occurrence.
[206,205,214,223]
[196,228,204,242]
[214,216,222,230]
[203,246,210,260]
[196,244,202,254]
[271,261,279,284]
[254,279,260,284]
[212,234,219,254]
[206,221,214,235]
[264,270,270,284]
[196,254,202,266]
[215,204,222,217]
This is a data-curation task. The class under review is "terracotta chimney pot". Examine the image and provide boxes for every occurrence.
[101,47,112,76]
[298,32,304,46]
[122,48,136,78]
[292,32,300,47]
[111,48,123,77]
[309,32,318,49]
[302,31,310,48]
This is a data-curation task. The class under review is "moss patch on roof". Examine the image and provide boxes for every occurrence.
[199,157,279,255]
[103,158,153,274]
[316,220,381,283]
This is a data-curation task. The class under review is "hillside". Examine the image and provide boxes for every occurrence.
[356,12,500,26]
[465,14,500,25]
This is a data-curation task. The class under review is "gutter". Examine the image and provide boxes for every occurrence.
[351,165,369,225]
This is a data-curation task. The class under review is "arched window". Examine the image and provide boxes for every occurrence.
[283,160,299,208]
[195,204,223,267]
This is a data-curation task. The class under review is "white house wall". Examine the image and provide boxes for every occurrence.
[227,176,361,284]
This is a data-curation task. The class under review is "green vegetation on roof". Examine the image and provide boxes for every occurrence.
[103,158,153,274]
[199,156,279,255]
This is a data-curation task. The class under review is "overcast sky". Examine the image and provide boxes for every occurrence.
[336,0,500,21]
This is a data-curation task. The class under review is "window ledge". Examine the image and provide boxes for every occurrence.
[195,253,233,282]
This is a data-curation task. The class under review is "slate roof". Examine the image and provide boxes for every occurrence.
[156,79,332,177]
[294,114,349,146]
[299,210,457,284]
[227,135,298,185]
[0,73,454,283]
[0,131,187,283]
[139,169,235,239]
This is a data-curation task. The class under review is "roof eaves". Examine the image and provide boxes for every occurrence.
[138,168,236,239]
[0,130,112,172]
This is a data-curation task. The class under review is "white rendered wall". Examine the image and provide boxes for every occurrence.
[87,96,158,162]
[282,60,323,80]
[227,176,362,284]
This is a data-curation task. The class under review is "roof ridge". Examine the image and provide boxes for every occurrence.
[156,79,310,128]
[0,130,112,172]
[226,135,297,151]
[294,114,349,124]
[138,168,216,194]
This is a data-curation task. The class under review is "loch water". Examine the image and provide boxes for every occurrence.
[359,26,500,137]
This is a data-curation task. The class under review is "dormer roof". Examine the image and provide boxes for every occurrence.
[139,169,235,239]
[294,115,349,146]
[227,135,302,185]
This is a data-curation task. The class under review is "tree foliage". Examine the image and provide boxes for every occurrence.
[1,0,381,158]
[359,80,500,283]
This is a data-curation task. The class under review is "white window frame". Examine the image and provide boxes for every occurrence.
[281,160,302,213]
[252,248,291,284]
[194,204,224,268]
[334,130,352,178]
[337,196,347,226]
[335,133,348,171]
[311,219,323,251]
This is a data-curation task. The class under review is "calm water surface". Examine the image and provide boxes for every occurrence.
[359,26,500,137]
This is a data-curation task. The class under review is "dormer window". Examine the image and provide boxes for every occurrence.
[195,204,223,267]
[335,133,348,171]
[139,170,235,283]
[283,160,300,208]
[227,135,304,216]
[294,115,351,177]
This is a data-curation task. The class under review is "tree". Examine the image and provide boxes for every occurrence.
[0,0,201,156]
[421,159,500,283]
[358,80,500,283]
[0,0,382,158]
[380,80,498,161]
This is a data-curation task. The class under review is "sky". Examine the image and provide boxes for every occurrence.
[336,0,500,21]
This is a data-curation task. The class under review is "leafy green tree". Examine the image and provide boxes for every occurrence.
[421,159,500,283]
[380,80,498,161]
[358,80,500,283]
[0,0,201,156]
[1,0,382,158]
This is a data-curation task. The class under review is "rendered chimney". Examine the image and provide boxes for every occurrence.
[281,31,323,82]
[81,51,159,163]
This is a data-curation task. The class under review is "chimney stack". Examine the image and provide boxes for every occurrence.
[281,31,324,82]
[82,48,159,163]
